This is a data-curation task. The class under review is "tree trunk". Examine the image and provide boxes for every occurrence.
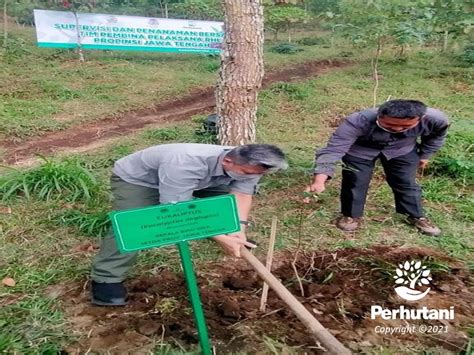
[372,38,382,107]
[158,0,165,17]
[73,10,85,62]
[442,30,448,52]
[216,0,264,145]
[3,0,8,46]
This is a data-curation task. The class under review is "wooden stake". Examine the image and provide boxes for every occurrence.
[241,247,351,355]
[259,216,278,312]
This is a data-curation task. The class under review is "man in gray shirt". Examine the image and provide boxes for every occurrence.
[91,143,287,306]
[307,99,448,236]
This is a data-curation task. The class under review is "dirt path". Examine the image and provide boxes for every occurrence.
[2,60,350,165]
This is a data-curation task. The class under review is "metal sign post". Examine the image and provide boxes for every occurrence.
[177,241,211,355]
[109,195,240,355]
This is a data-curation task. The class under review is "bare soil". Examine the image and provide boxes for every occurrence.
[58,245,473,354]
[2,60,350,165]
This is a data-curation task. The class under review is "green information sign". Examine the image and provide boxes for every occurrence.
[110,195,240,253]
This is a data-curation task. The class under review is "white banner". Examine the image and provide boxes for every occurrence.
[33,9,224,54]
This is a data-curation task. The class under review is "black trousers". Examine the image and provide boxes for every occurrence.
[340,150,424,218]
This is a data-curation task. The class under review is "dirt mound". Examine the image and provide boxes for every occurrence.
[60,246,472,354]
[2,59,350,165]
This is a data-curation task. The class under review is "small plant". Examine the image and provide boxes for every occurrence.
[33,79,82,100]
[193,114,218,144]
[154,297,180,316]
[430,131,473,183]
[270,82,310,101]
[143,127,181,141]
[269,42,303,55]
[297,37,328,46]
[0,156,100,202]
[56,209,110,238]
[458,43,474,65]
[197,60,220,72]
[1,36,32,63]
[337,51,354,58]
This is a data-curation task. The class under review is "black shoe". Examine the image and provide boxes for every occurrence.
[91,281,128,306]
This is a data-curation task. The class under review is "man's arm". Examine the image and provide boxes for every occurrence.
[313,112,365,178]
[213,191,256,257]
[419,115,449,161]
[308,113,364,193]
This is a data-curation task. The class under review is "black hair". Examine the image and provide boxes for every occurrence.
[378,99,427,119]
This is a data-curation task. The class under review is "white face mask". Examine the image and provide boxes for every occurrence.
[376,120,412,133]
[224,169,262,181]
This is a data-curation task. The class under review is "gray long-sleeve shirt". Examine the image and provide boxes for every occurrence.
[314,107,449,177]
[113,143,261,204]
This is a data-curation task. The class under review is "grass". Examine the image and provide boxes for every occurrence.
[0,155,102,202]
[0,25,342,144]
[0,26,473,354]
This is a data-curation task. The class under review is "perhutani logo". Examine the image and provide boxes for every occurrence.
[370,260,455,321]
[394,260,432,301]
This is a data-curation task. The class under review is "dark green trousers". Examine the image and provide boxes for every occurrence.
[91,174,229,283]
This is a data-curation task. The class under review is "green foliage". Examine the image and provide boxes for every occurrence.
[56,209,110,237]
[0,296,70,353]
[197,59,220,72]
[33,79,82,100]
[269,42,303,54]
[297,37,328,46]
[458,43,474,65]
[192,115,218,144]
[1,36,32,63]
[143,127,181,141]
[170,0,222,20]
[0,156,100,202]
[324,0,473,51]
[270,82,310,101]
[430,128,474,183]
[307,0,341,16]
[265,5,311,41]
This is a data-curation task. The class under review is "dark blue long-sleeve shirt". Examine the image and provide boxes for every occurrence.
[314,107,449,177]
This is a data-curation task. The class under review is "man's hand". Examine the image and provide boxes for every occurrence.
[304,174,328,202]
[213,233,256,257]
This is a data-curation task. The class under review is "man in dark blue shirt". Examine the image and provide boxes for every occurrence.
[307,99,449,236]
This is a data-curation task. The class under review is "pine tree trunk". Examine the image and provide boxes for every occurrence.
[216,0,264,146]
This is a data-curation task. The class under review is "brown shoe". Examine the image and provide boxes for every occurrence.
[407,217,441,236]
[336,216,361,232]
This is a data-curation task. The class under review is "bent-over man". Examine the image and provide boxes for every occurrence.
[91,143,287,306]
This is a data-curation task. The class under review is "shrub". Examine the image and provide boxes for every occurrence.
[143,127,181,141]
[270,82,310,101]
[458,43,474,65]
[297,37,328,46]
[269,43,303,54]
[429,130,473,183]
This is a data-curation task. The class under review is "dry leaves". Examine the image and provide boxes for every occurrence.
[0,206,12,214]
[2,277,16,287]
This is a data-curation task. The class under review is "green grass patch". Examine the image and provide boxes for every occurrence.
[0,295,70,353]
[0,156,101,202]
